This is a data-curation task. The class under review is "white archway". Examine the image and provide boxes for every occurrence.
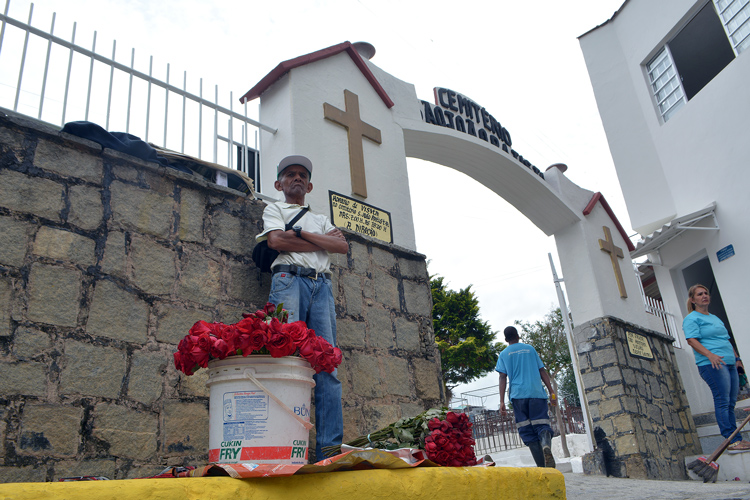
[247,41,650,328]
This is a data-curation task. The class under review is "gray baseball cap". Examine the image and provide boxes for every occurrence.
[277,155,313,179]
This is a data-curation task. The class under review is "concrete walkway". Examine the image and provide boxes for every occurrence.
[486,434,750,498]
[563,472,750,500]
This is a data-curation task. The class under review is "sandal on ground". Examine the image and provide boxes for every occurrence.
[727,440,750,453]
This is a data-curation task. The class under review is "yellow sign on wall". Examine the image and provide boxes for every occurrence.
[626,331,654,360]
[329,191,392,244]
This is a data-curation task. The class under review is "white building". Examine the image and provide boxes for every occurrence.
[579,0,750,416]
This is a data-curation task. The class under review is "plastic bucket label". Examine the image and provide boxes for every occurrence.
[207,357,315,465]
[223,391,268,425]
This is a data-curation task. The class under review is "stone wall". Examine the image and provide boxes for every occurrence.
[0,111,443,482]
[575,316,700,479]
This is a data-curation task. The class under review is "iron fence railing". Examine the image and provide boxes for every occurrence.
[0,0,273,182]
[470,406,585,456]
[633,263,682,348]
[471,410,524,454]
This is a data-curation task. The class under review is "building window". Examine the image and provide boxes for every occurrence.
[646,49,686,122]
[715,0,750,53]
[647,1,745,121]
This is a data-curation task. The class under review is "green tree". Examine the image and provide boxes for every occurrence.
[559,367,581,407]
[431,276,504,391]
[515,307,578,457]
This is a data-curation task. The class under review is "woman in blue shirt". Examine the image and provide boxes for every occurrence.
[684,284,749,452]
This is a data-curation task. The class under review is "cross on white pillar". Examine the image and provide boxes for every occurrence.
[323,89,382,198]
[599,225,628,298]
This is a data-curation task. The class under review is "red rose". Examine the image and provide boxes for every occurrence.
[427,418,442,431]
[176,338,193,364]
[439,420,453,432]
[195,332,212,350]
[267,317,284,335]
[315,340,336,371]
[189,320,211,336]
[221,325,241,353]
[283,321,311,347]
[208,322,227,337]
[330,347,343,368]
[304,337,342,374]
[432,450,451,466]
[266,329,295,357]
[183,333,212,368]
[446,412,461,425]
[459,436,475,446]
[236,325,268,355]
[235,316,259,334]
[300,334,332,369]
[177,334,193,352]
[186,344,209,369]
[297,334,319,364]
[210,337,231,359]
[432,432,449,448]
[174,351,196,375]
[247,328,269,353]
[264,302,277,316]
[235,332,251,354]
[424,441,438,454]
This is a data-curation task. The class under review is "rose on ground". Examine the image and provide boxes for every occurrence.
[325,408,476,466]
[422,412,476,466]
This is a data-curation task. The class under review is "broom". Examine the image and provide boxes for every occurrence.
[687,411,750,483]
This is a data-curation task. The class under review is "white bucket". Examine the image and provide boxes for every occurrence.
[206,355,315,465]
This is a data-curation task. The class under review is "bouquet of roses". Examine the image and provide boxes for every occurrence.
[173,302,342,376]
[323,407,476,466]
[423,411,476,466]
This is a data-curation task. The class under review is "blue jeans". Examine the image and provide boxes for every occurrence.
[698,363,741,443]
[269,272,343,459]
[512,398,553,445]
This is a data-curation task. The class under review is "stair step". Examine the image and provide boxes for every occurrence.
[692,398,750,427]
[693,400,750,458]
[686,452,750,481]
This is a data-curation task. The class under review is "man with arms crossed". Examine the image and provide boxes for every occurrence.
[256,155,348,460]
[496,326,557,468]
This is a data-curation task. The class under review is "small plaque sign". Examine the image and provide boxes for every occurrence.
[329,191,393,244]
[626,331,654,360]
[717,244,735,262]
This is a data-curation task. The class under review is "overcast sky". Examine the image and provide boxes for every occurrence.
[1,0,629,408]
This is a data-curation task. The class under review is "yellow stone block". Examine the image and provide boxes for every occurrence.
[0,466,565,500]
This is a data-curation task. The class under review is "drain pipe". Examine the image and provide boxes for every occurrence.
[549,253,595,453]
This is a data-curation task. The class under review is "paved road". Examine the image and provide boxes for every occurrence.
[563,473,750,499]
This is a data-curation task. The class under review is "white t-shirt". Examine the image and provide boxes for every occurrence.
[256,201,335,273]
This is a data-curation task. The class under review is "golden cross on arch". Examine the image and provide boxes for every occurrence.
[323,90,382,198]
[599,225,628,298]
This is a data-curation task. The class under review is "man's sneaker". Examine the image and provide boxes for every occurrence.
[543,445,556,467]
[727,440,750,454]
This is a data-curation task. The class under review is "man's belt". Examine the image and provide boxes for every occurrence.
[272,264,331,280]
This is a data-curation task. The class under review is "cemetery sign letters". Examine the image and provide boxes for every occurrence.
[421,87,545,180]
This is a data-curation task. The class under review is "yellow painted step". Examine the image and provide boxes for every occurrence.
[0,466,565,500]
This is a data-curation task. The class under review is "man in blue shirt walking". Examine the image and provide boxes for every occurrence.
[496,326,557,468]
